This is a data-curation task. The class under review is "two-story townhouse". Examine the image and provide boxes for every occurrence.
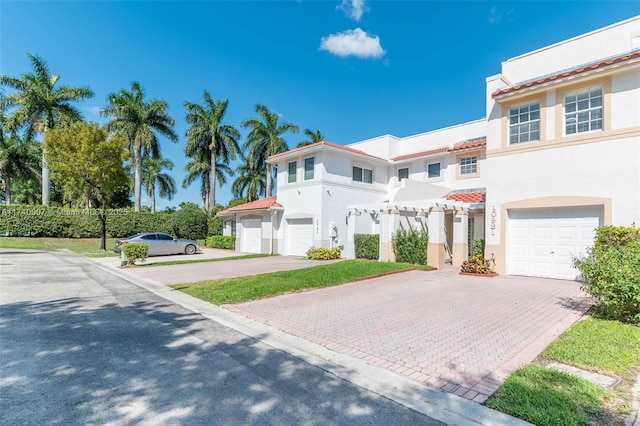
[485,16,640,279]
[219,16,640,280]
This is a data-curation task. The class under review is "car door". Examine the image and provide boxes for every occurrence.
[139,233,160,255]
[157,233,178,255]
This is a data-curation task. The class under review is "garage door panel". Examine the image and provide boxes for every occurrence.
[287,219,314,256]
[508,207,601,280]
[241,219,262,253]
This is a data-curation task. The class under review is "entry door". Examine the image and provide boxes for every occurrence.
[508,206,601,280]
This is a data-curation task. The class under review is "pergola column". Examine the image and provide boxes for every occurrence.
[427,207,446,269]
[380,208,400,262]
[345,211,356,259]
[452,210,469,266]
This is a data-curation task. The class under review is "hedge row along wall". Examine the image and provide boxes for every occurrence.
[0,205,209,239]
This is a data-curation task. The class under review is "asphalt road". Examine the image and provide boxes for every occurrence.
[0,249,442,426]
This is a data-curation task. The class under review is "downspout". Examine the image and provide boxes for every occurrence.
[269,209,277,255]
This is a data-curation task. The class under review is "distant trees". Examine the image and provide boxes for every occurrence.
[102,82,177,212]
[141,156,176,213]
[0,54,94,205]
[297,128,324,148]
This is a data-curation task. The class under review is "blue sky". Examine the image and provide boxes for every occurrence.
[2,1,638,209]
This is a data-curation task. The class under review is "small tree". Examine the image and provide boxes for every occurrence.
[45,122,128,250]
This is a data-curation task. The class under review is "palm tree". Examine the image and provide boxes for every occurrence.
[297,128,324,148]
[182,154,233,209]
[101,82,177,211]
[141,156,176,213]
[232,162,266,202]
[241,104,299,197]
[0,134,41,204]
[0,54,94,205]
[184,91,240,211]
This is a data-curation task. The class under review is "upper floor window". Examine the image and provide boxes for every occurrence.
[459,156,477,175]
[427,162,441,179]
[398,167,409,181]
[353,166,373,184]
[288,161,297,183]
[564,87,603,135]
[304,157,314,180]
[509,102,540,144]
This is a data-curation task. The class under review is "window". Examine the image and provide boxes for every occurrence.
[353,166,373,184]
[459,156,477,175]
[141,234,157,240]
[304,157,314,180]
[509,102,540,144]
[287,161,297,183]
[398,167,409,181]
[564,87,603,135]
[427,162,441,178]
[157,233,174,241]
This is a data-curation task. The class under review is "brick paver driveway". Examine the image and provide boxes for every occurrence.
[225,267,592,403]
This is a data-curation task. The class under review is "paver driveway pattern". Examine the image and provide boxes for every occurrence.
[225,268,593,403]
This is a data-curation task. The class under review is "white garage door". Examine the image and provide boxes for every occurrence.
[241,219,262,253]
[287,218,314,256]
[508,206,602,280]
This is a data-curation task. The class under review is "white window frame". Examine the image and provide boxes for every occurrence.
[564,86,603,135]
[427,161,441,179]
[509,102,540,144]
[353,166,373,184]
[459,156,477,175]
[304,157,314,180]
[287,161,297,183]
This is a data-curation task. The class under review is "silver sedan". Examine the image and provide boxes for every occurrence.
[114,233,199,256]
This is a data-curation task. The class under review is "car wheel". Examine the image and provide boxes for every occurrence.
[185,244,197,255]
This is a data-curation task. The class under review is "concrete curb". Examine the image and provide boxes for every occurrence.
[81,252,531,426]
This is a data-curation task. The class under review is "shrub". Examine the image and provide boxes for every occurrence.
[172,206,208,240]
[472,239,485,257]
[461,255,496,274]
[392,228,428,265]
[206,236,236,250]
[122,242,149,266]
[574,226,640,323]
[306,246,341,260]
[354,234,379,260]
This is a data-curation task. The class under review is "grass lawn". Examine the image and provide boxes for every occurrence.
[487,318,640,425]
[143,253,273,267]
[173,259,430,305]
[0,237,118,257]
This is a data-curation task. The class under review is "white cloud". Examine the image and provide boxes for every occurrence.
[319,28,385,59]
[488,6,501,24]
[337,0,367,22]
[85,106,101,116]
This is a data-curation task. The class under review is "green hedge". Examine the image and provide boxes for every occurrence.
[354,234,379,260]
[393,228,428,265]
[206,236,236,250]
[172,207,208,240]
[0,205,183,238]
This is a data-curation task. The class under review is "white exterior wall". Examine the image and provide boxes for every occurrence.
[611,68,640,130]
[501,17,640,83]
[392,119,486,156]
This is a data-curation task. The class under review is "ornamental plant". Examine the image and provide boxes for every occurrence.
[306,246,341,260]
[354,234,379,260]
[122,242,149,266]
[460,255,496,275]
[392,228,428,265]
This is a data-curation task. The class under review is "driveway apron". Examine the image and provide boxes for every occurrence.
[225,268,592,403]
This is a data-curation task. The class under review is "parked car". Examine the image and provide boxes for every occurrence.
[114,233,199,256]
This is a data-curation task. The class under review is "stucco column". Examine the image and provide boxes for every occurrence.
[427,207,446,269]
[452,210,469,266]
[380,208,400,262]
[345,211,356,260]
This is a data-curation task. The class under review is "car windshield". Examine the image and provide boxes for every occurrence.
[124,233,142,240]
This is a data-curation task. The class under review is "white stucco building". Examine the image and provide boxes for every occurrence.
[219,16,640,280]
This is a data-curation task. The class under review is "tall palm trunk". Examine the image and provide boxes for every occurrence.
[266,163,272,197]
[2,172,11,204]
[150,183,156,213]
[42,125,50,205]
[134,148,142,211]
[209,147,216,212]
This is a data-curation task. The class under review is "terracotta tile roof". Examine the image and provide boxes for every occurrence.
[217,196,281,216]
[446,191,486,204]
[267,140,385,162]
[492,50,640,98]
[449,138,486,152]
[392,146,449,162]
